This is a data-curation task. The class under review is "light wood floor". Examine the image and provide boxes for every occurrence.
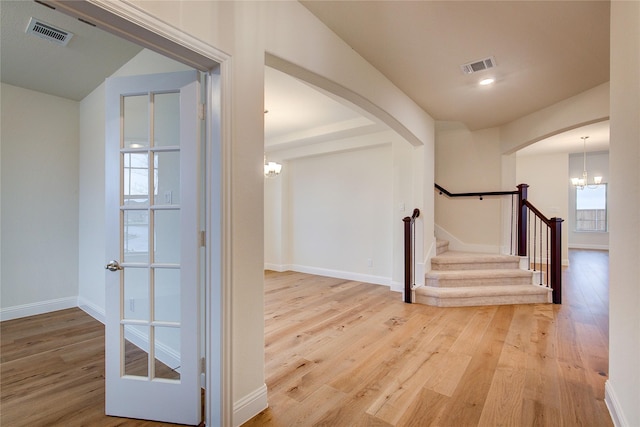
[0,309,192,426]
[244,249,612,426]
[1,250,611,426]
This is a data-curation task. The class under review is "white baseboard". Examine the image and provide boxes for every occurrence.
[0,296,78,321]
[78,297,105,324]
[605,380,629,427]
[389,281,403,293]
[233,383,268,427]
[264,263,290,272]
[288,264,391,287]
[568,243,609,251]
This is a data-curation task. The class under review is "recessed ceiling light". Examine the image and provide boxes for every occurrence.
[479,78,495,86]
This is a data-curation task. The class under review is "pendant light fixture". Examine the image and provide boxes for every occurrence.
[571,136,602,190]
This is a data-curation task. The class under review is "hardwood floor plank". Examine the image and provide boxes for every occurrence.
[1,250,613,426]
[477,305,533,426]
[0,309,192,427]
[434,305,515,426]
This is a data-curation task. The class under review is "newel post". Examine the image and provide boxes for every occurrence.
[517,184,529,257]
[403,215,413,304]
[403,209,420,304]
[550,217,563,304]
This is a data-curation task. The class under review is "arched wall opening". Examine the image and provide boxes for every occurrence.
[263,55,430,292]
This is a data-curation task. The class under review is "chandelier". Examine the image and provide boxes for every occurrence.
[571,136,602,190]
[264,154,282,178]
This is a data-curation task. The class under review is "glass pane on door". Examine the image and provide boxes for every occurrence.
[123,267,149,320]
[155,151,181,205]
[124,325,149,377]
[154,210,180,264]
[154,326,181,380]
[123,210,149,262]
[123,153,150,207]
[154,268,180,322]
[154,92,180,147]
[124,95,149,149]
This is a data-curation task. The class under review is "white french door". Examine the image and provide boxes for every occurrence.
[104,70,201,425]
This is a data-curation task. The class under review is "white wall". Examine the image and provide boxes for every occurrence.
[568,151,609,250]
[516,152,570,264]
[606,1,640,426]
[1,83,79,319]
[265,132,418,291]
[287,145,393,283]
[434,125,503,252]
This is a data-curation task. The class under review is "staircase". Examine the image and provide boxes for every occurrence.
[415,240,551,307]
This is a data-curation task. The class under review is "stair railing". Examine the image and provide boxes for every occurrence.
[518,184,563,303]
[402,208,420,303]
[435,182,563,304]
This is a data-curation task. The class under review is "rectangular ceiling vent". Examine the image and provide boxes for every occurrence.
[460,56,496,74]
[26,17,74,46]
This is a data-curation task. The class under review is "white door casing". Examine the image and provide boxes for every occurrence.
[105,70,201,425]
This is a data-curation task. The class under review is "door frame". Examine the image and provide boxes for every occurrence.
[46,1,231,425]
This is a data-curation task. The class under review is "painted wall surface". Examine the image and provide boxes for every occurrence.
[568,151,609,250]
[77,49,190,319]
[435,125,503,251]
[265,133,418,290]
[1,83,79,312]
[607,1,640,426]
[516,152,570,264]
[287,145,393,282]
[501,82,610,154]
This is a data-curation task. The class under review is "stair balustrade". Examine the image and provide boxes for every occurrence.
[518,184,563,304]
[431,183,563,304]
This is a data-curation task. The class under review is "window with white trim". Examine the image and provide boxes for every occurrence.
[575,184,607,232]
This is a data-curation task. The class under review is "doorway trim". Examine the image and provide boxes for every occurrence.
[45,1,232,425]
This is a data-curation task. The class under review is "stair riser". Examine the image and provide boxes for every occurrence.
[415,292,549,307]
[436,241,449,255]
[426,276,532,288]
[431,261,520,271]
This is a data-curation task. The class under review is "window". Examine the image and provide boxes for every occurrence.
[575,184,607,232]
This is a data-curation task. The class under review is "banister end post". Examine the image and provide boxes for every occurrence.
[517,184,529,257]
[550,217,563,304]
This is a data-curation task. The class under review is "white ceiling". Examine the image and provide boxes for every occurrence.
[301,0,610,131]
[1,1,610,155]
[0,0,142,101]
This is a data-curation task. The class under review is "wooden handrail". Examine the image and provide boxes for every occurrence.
[403,208,420,303]
[435,183,517,199]
[522,199,553,226]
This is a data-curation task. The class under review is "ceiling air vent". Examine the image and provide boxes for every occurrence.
[460,56,496,74]
[25,17,74,46]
